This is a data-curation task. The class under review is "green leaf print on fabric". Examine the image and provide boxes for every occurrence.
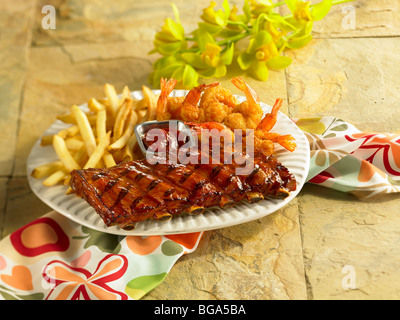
[295,117,326,134]
[73,226,122,253]
[125,273,167,300]
[161,240,184,256]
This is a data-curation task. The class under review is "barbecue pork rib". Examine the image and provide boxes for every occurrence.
[69,150,296,230]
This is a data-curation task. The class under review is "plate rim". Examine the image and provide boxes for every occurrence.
[27,89,310,236]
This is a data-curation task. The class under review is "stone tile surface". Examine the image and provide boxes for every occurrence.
[0,0,35,175]
[32,0,233,46]
[299,184,400,299]
[2,177,51,238]
[313,0,400,38]
[279,1,400,38]
[285,38,400,132]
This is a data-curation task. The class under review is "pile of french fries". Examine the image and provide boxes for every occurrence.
[31,83,158,187]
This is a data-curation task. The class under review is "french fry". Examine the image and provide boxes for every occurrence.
[33,83,148,187]
[122,133,138,161]
[71,105,97,156]
[53,135,81,172]
[142,85,157,121]
[119,85,132,105]
[88,98,106,113]
[31,160,63,179]
[104,83,119,117]
[65,137,84,151]
[56,112,75,124]
[108,110,138,153]
[83,131,111,169]
[57,125,80,139]
[57,112,97,126]
[96,109,117,167]
[73,145,88,167]
[113,98,133,142]
[96,109,107,140]
[103,151,116,167]
[137,109,147,122]
[43,169,69,187]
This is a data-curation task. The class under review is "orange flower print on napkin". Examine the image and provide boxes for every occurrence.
[10,217,69,257]
[1,265,33,291]
[126,236,163,255]
[42,254,128,300]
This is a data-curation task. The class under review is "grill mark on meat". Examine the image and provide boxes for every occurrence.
[121,167,162,219]
[147,179,161,191]
[194,181,206,191]
[92,171,107,181]
[133,162,190,200]
[165,164,176,175]
[75,170,116,224]
[126,162,190,214]
[179,171,193,184]
[246,166,260,183]
[129,196,143,211]
[224,174,234,186]
[100,168,131,198]
[210,165,223,179]
[149,162,223,208]
[164,188,175,197]
[110,187,130,211]
[134,172,146,181]
[123,165,163,206]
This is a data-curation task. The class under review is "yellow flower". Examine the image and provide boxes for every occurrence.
[201,43,222,68]
[293,1,313,22]
[255,41,279,62]
[201,1,228,26]
[249,0,273,17]
[264,20,288,44]
[237,30,292,81]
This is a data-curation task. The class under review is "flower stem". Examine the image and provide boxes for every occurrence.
[227,20,251,32]
[273,1,286,7]
[216,31,251,46]
[332,0,356,5]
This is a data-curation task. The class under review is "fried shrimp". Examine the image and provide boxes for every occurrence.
[255,98,297,152]
[157,79,218,121]
[199,84,238,123]
[224,77,263,130]
[257,98,283,132]
[155,77,296,154]
[166,96,185,119]
[255,131,297,152]
[180,82,219,122]
[157,77,177,121]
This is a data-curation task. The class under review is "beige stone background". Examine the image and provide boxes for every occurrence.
[1,0,400,299]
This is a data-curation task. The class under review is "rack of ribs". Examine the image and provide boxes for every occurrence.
[69,149,296,230]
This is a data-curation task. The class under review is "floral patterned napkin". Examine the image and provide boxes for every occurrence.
[0,117,399,300]
[294,117,400,198]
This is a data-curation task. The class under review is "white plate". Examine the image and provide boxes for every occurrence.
[27,90,310,236]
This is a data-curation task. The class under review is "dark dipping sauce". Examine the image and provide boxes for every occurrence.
[143,128,192,154]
